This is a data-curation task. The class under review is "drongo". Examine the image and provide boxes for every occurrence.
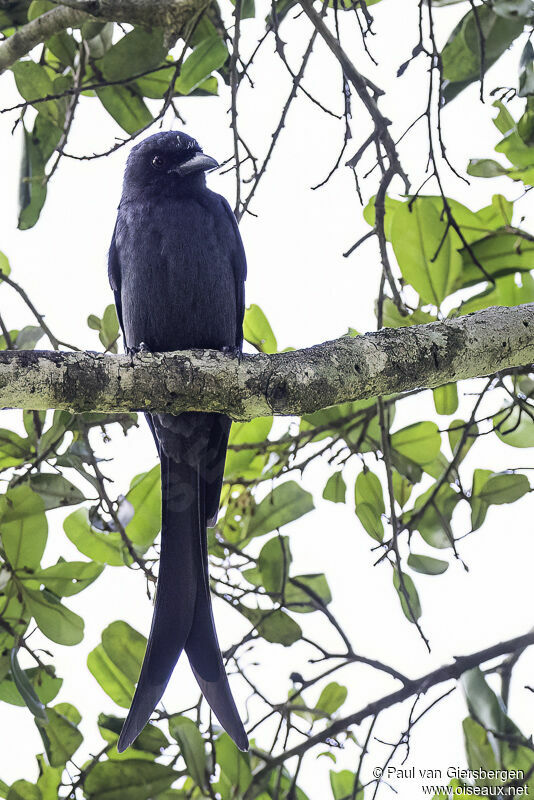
[108,131,248,753]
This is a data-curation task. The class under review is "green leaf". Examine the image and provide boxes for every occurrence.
[247,481,314,538]
[489,101,534,183]
[18,115,61,229]
[96,85,152,135]
[87,644,135,708]
[88,621,146,707]
[35,754,62,800]
[243,304,277,353]
[460,232,534,287]
[64,508,128,566]
[441,7,524,103]
[381,298,436,329]
[99,304,120,351]
[355,503,384,542]
[98,714,168,754]
[168,716,207,789]
[467,158,510,178]
[85,760,177,799]
[36,704,83,767]
[29,474,85,510]
[301,397,379,443]
[87,313,101,331]
[100,27,166,82]
[239,606,302,645]
[284,574,332,612]
[8,648,47,721]
[330,770,360,800]
[393,570,422,622]
[461,668,506,737]
[0,250,11,277]
[25,560,103,597]
[175,35,229,95]
[124,465,161,547]
[316,682,347,716]
[46,31,77,67]
[462,717,499,775]
[433,384,458,416]
[22,587,84,645]
[101,620,146,684]
[408,484,459,548]
[15,325,44,349]
[362,194,404,238]
[470,468,492,531]
[1,485,47,570]
[11,61,62,124]
[225,417,273,480]
[476,472,530,505]
[448,418,478,463]
[258,536,291,593]
[494,405,534,448]
[0,663,61,709]
[457,272,534,315]
[407,553,449,575]
[7,782,42,800]
[28,2,55,21]
[136,65,176,99]
[391,422,441,465]
[216,733,252,793]
[0,586,30,650]
[355,470,385,514]
[323,471,347,503]
[187,76,219,97]
[392,471,412,508]
[390,199,462,305]
[0,428,32,468]
[82,21,114,58]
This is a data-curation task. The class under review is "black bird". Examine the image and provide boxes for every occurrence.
[108,131,248,753]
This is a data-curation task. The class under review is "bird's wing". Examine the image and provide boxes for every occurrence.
[220,197,247,348]
[108,224,125,340]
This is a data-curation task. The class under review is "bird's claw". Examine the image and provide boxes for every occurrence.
[127,342,151,356]
[221,345,242,363]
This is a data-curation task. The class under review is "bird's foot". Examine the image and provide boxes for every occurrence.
[221,345,242,363]
[127,342,151,366]
[127,342,151,356]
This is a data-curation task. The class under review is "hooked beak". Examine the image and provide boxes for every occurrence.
[168,152,219,177]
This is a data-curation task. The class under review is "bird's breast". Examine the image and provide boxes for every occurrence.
[118,197,237,352]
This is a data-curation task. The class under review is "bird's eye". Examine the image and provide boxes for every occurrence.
[152,154,165,169]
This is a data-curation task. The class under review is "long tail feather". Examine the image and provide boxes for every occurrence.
[117,453,198,752]
[118,433,247,752]
[185,473,248,750]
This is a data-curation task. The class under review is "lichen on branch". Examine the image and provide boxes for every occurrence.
[0,0,208,74]
[0,304,532,420]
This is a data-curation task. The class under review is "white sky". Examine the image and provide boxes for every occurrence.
[0,1,533,798]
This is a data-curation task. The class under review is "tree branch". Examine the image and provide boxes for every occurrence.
[248,630,534,786]
[0,305,532,420]
[0,0,207,74]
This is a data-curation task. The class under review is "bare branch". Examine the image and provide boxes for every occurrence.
[0,304,532,420]
[0,0,207,74]
[248,630,534,786]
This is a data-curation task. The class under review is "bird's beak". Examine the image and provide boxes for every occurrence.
[168,152,219,177]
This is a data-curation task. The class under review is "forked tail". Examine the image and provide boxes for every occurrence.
[117,451,247,753]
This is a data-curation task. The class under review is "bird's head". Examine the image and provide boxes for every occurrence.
[122,131,218,195]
